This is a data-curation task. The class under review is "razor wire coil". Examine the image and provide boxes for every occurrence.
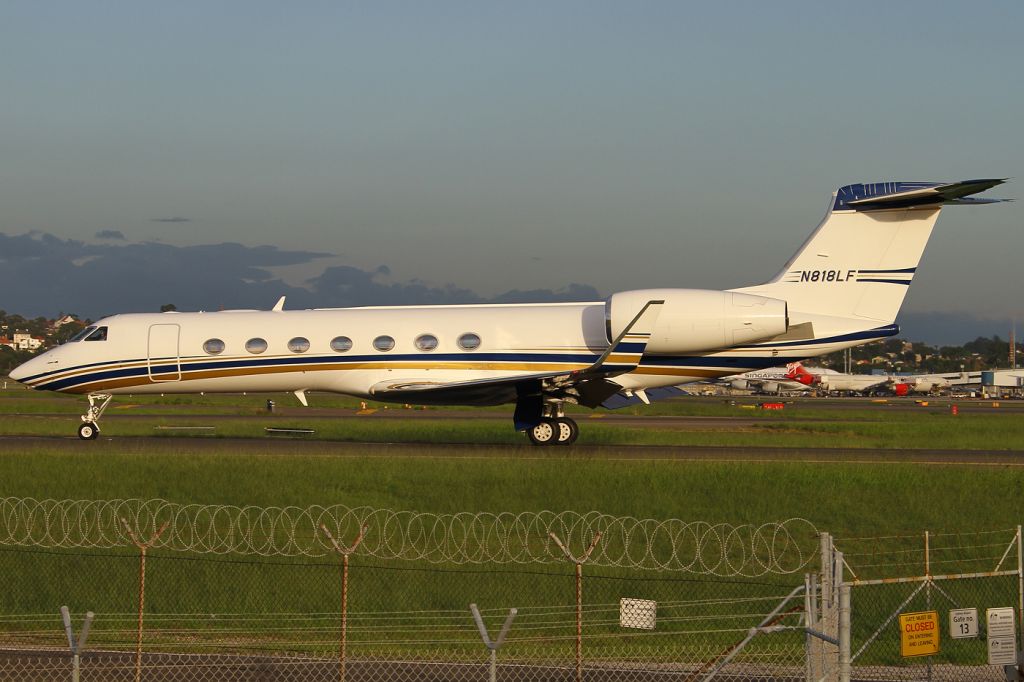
[0,497,817,575]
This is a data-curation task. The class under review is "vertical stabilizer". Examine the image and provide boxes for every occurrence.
[734,179,1006,323]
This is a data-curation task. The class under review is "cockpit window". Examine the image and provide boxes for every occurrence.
[69,326,96,342]
[83,326,108,342]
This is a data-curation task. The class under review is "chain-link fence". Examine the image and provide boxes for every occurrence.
[836,528,1024,682]
[0,498,1020,681]
[0,549,811,680]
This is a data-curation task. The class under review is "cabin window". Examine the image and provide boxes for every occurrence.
[373,335,395,352]
[83,326,108,342]
[457,332,481,351]
[330,336,353,352]
[203,338,225,355]
[245,338,268,354]
[414,334,438,352]
[287,337,310,353]
[69,326,96,343]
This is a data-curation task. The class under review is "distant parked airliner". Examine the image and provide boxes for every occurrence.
[11,179,1007,444]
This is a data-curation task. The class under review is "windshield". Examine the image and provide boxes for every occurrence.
[68,326,96,343]
[83,326,108,342]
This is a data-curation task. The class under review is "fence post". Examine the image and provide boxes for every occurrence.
[839,582,850,682]
[820,532,831,610]
[1017,525,1023,648]
[470,603,517,682]
[321,523,368,682]
[804,573,814,682]
[119,518,169,682]
[60,606,93,682]
[549,531,602,682]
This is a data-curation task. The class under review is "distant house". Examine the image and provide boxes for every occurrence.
[12,331,43,351]
[0,336,12,350]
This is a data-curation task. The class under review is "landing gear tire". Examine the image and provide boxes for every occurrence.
[554,418,579,446]
[78,422,99,440]
[527,420,558,446]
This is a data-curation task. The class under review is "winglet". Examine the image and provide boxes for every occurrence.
[837,179,1007,211]
[582,300,664,376]
[272,296,286,312]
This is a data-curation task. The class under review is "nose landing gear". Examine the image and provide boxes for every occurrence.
[77,393,112,440]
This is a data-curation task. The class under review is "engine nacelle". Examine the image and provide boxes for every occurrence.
[606,288,788,353]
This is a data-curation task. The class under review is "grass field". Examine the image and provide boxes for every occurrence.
[1,387,1022,670]
[1,440,1022,535]
[7,411,1024,450]
[2,384,1024,449]
[1,385,1022,531]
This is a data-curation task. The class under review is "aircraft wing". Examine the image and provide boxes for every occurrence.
[369,371,569,406]
[369,300,666,411]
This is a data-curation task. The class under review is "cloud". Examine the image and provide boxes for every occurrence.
[0,231,603,319]
[896,311,1017,347]
[0,230,1010,345]
[491,283,600,304]
[94,230,125,240]
[151,217,191,223]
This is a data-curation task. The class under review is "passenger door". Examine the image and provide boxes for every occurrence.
[148,324,181,382]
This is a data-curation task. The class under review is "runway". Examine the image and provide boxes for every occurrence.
[2,434,1022,466]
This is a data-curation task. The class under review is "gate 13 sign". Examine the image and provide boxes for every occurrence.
[899,611,940,657]
[949,608,978,639]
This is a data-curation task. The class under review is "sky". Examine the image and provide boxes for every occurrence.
[1,2,1022,343]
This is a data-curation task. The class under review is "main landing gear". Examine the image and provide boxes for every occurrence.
[524,399,579,446]
[77,393,112,440]
[526,417,579,446]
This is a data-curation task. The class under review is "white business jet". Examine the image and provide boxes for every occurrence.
[10,179,1007,444]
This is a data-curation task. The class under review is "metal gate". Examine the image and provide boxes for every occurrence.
[838,528,1023,682]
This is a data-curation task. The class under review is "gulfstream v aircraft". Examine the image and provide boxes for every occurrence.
[10,179,1007,444]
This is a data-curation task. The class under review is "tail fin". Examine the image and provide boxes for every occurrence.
[735,179,1007,323]
[785,361,816,385]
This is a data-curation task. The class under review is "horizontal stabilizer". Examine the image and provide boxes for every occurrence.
[837,179,1007,211]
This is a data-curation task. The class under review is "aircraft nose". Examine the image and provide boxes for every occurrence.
[9,356,43,384]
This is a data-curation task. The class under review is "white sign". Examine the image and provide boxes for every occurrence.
[619,598,656,630]
[986,607,1017,666]
[988,637,1017,666]
[949,608,978,639]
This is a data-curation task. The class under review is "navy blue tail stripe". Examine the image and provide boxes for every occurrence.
[857,267,917,274]
[856,279,912,286]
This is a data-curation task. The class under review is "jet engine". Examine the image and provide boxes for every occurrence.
[606,289,788,353]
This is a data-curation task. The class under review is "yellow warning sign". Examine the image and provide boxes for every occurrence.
[899,611,940,657]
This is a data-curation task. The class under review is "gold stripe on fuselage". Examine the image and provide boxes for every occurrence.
[61,359,594,394]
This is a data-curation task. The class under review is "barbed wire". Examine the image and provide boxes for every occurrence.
[0,497,817,575]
